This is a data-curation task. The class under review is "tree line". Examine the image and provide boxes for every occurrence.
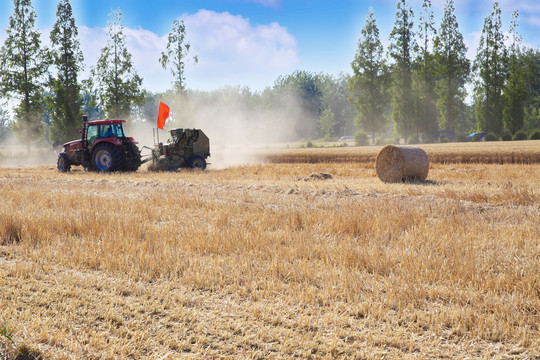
[0,0,195,152]
[351,0,540,144]
[1,0,540,153]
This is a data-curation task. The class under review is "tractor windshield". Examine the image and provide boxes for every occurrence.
[111,123,125,137]
[98,123,125,138]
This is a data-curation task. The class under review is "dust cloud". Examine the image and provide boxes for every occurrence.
[0,133,58,168]
[128,88,312,169]
[0,89,310,170]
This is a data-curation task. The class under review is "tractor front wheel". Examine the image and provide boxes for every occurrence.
[92,143,122,172]
[57,153,71,172]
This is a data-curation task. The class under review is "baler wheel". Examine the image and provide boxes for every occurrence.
[189,155,206,170]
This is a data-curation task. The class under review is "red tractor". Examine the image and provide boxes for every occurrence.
[57,115,141,172]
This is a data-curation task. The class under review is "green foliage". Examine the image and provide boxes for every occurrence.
[407,134,418,144]
[471,133,484,142]
[306,139,313,148]
[0,104,11,142]
[524,102,540,131]
[90,9,142,119]
[502,11,527,136]
[0,0,49,152]
[0,327,13,343]
[160,19,198,94]
[349,10,389,140]
[0,322,15,359]
[47,0,84,144]
[131,90,160,122]
[389,0,415,138]
[354,131,369,146]
[433,0,469,132]
[522,50,540,131]
[529,129,540,140]
[413,0,439,136]
[320,73,357,139]
[512,130,528,140]
[456,133,469,142]
[81,91,104,121]
[318,108,337,139]
[274,70,324,140]
[484,133,498,141]
[473,2,507,136]
[501,132,512,141]
[439,133,450,143]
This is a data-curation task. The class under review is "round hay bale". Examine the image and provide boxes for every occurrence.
[375,145,429,183]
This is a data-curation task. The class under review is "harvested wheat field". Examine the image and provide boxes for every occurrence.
[0,142,539,359]
[262,140,540,164]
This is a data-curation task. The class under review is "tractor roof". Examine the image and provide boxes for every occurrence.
[87,119,126,125]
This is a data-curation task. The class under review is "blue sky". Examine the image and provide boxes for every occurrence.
[2,0,540,93]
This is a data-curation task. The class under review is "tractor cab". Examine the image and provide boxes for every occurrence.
[85,120,126,149]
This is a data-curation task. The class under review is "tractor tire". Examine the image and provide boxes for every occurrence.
[189,155,206,170]
[123,142,142,172]
[57,153,71,172]
[92,143,122,172]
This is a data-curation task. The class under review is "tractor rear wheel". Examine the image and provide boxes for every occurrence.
[92,143,122,172]
[123,142,141,172]
[57,153,71,172]
[189,155,206,170]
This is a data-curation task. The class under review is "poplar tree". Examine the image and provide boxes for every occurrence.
[502,10,527,135]
[318,107,337,139]
[413,0,439,138]
[320,73,356,137]
[523,49,540,131]
[348,9,389,141]
[433,0,469,132]
[0,0,49,153]
[473,2,507,136]
[160,19,198,94]
[48,0,84,143]
[389,0,415,139]
[90,9,142,119]
[0,105,10,142]
[273,70,323,139]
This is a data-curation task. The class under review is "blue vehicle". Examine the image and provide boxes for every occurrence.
[467,132,488,140]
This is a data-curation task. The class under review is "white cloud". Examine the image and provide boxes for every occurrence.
[78,26,106,69]
[76,10,299,93]
[78,26,169,92]
[0,30,6,49]
[181,9,299,90]
[523,15,540,28]
[464,30,481,61]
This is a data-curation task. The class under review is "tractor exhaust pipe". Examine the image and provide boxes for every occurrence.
[81,115,88,146]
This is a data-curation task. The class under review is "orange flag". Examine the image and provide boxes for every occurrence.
[157,101,170,130]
